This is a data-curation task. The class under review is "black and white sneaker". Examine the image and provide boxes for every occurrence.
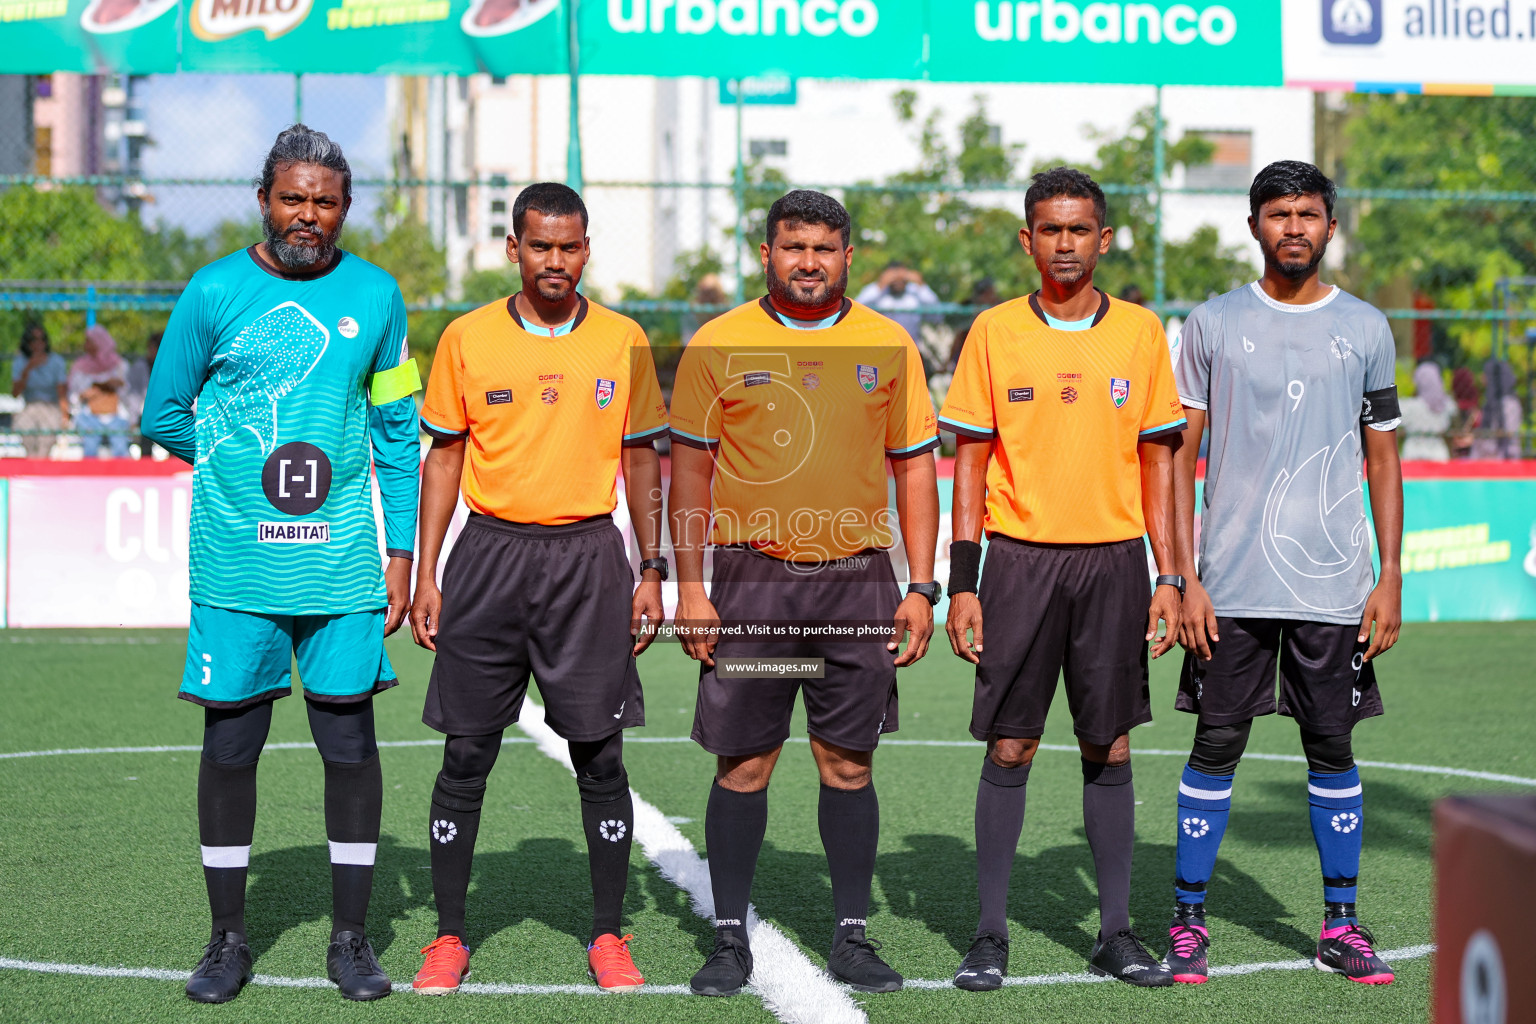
[953,931,1009,991]
[1089,928,1174,987]
[185,930,253,1003]
[827,930,903,993]
[326,931,393,1001]
[690,933,754,996]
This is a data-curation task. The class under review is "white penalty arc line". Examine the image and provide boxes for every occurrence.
[514,701,868,1024]
[5,736,1534,789]
[0,943,1437,995]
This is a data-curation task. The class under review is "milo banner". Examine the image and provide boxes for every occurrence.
[926,0,1282,85]
[1394,479,1536,622]
[0,0,179,73]
[180,0,569,75]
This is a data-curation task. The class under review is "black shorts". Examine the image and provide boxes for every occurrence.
[1175,617,1382,734]
[423,513,644,741]
[970,536,1152,747]
[691,545,901,757]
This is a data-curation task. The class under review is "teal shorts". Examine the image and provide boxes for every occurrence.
[180,603,398,709]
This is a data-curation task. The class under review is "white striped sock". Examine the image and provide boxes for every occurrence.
[200,845,250,869]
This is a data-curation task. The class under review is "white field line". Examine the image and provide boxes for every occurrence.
[0,943,1437,995]
[514,701,868,1024]
[6,736,1534,789]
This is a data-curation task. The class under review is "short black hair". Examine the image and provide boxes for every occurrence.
[766,189,851,247]
[1249,160,1336,219]
[258,124,351,203]
[20,321,49,355]
[513,182,589,237]
[1025,167,1107,229]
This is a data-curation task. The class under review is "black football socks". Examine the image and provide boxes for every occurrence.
[819,782,880,946]
[705,781,768,945]
[1082,758,1135,936]
[323,754,383,940]
[576,766,635,942]
[974,757,1030,937]
[198,757,259,941]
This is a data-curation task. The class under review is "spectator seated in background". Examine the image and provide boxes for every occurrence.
[1450,367,1481,459]
[10,322,70,459]
[1472,358,1523,460]
[70,325,132,459]
[681,274,728,347]
[127,331,161,458]
[1398,360,1452,462]
[857,261,943,372]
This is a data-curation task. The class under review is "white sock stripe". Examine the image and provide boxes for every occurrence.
[1178,782,1232,801]
[327,841,377,866]
[1308,782,1364,799]
[199,845,250,869]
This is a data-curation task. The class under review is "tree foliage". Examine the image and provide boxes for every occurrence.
[1340,93,1536,366]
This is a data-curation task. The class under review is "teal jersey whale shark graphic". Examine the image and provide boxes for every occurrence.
[143,248,421,616]
[196,300,330,463]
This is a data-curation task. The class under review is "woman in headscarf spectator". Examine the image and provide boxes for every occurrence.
[1399,360,1452,462]
[1472,358,1524,460]
[10,322,69,458]
[1449,366,1481,459]
[69,324,131,458]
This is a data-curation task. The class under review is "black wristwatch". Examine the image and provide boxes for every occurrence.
[907,581,943,606]
[1155,574,1186,597]
[639,557,669,581]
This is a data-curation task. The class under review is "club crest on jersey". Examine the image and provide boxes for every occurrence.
[1110,378,1131,408]
[595,378,616,409]
[856,364,878,393]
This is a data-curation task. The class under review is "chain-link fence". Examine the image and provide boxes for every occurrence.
[4,160,1535,457]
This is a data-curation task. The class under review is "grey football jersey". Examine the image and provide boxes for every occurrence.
[1176,283,1399,624]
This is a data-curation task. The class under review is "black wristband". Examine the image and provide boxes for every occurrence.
[948,540,982,595]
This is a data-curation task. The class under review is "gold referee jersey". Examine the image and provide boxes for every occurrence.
[670,297,939,562]
[940,290,1185,544]
[420,294,669,525]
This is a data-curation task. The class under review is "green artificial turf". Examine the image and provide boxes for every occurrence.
[2,621,1532,1024]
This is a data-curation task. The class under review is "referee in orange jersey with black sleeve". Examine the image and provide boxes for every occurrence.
[941,168,1184,989]
[407,183,668,995]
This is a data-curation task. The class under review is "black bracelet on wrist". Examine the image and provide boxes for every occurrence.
[948,540,982,595]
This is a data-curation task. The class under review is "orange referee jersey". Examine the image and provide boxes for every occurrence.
[670,297,939,562]
[420,294,668,525]
[939,290,1185,544]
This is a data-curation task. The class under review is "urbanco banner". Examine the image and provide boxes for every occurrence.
[927,0,1283,85]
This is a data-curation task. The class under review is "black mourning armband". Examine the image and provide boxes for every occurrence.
[948,540,983,596]
[1361,385,1401,425]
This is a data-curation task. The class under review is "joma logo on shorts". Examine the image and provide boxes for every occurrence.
[829,555,872,571]
[257,522,330,543]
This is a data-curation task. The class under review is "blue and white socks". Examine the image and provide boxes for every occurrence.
[1308,767,1363,921]
[1174,765,1234,909]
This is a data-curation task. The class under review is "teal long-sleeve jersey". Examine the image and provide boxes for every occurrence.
[143,246,422,616]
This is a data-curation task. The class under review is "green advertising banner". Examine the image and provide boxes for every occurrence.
[927,0,1281,85]
[1397,480,1536,623]
[180,0,567,74]
[2,0,1285,81]
[0,0,178,73]
[578,0,924,79]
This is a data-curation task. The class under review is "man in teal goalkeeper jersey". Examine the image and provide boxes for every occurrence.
[142,125,421,1004]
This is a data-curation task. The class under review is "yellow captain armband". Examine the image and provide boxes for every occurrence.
[370,358,423,406]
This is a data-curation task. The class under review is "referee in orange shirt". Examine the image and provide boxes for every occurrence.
[940,168,1184,989]
[408,183,669,994]
[670,190,941,997]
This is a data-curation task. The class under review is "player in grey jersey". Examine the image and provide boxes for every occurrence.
[1161,162,1403,986]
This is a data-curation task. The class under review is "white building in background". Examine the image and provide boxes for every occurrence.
[398,75,1315,300]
